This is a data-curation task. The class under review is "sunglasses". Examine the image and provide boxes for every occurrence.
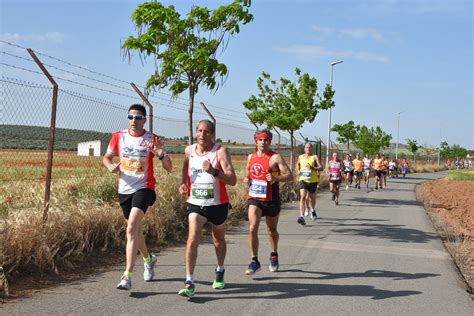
[127,114,145,120]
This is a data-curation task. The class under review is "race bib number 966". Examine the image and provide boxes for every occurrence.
[191,184,214,200]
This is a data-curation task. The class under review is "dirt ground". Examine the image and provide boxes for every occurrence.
[417,179,473,293]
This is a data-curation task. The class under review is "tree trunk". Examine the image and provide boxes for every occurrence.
[290,130,295,174]
[188,85,195,145]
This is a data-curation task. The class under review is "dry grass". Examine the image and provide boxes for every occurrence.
[0,159,295,282]
[411,163,447,173]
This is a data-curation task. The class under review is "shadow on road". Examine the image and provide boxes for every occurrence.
[350,197,423,207]
[331,223,439,243]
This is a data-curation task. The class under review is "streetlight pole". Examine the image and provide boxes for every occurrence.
[326,60,343,175]
[395,111,404,161]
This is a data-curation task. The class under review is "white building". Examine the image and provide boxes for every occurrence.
[77,140,107,157]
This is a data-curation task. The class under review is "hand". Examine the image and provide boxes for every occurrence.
[152,135,165,157]
[202,160,214,174]
[265,172,273,182]
[107,163,120,173]
[179,184,188,196]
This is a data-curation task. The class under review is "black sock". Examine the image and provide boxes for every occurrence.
[271,252,278,257]
[251,256,258,262]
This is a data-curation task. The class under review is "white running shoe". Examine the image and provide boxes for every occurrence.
[345,185,349,190]
[143,255,157,281]
[310,209,318,221]
[304,208,309,217]
[117,275,132,290]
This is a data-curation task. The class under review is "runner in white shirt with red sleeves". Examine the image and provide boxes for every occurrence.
[103,104,172,291]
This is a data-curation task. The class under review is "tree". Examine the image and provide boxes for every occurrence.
[352,125,392,156]
[450,144,468,159]
[243,68,334,170]
[440,141,451,159]
[406,139,420,162]
[331,120,360,153]
[122,0,253,144]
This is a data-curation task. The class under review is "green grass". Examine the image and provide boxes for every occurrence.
[446,170,474,180]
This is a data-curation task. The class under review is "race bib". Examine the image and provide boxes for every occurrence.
[191,183,214,200]
[249,179,268,198]
[330,173,342,181]
[121,157,145,174]
[301,170,312,178]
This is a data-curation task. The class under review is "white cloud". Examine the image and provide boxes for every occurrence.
[0,32,66,44]
[276,45,389,63]
[312,25,386,42]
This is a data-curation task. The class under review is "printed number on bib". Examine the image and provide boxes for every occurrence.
[121,158,145,174]
[191,184,214,200]
[249,179,268,198]
[301,170,311,178]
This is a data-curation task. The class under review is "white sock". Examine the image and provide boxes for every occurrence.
[185,275,193,283]
[216,265,225,272]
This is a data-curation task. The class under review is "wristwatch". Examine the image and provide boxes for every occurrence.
[213,169,220,177]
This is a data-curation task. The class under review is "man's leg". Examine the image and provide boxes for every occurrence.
[125,207,145,273]
[248,205,262,257]
[211,222,226,267]
[266,214,280,252]
[299,189,308,217]
[185,212,207,277]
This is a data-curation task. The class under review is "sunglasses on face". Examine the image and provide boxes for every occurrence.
[128,114,145,120]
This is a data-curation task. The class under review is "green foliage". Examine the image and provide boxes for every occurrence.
[450,144,468,159]
[122,0,253,144]
[0,125,111,151]
[353,125,392,156]
[405,139,420,156]
[331,120,360,152]
[447,170,474,180]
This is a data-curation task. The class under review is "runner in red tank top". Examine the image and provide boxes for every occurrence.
[244,129,292,275]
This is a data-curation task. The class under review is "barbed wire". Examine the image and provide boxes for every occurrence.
[0,40,249,116]
[1,49,249,120]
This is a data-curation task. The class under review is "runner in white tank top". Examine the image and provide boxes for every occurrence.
[178,120,236,297]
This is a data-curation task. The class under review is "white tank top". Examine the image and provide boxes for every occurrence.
[186,144,229,206]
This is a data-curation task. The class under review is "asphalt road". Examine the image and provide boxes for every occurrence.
[4,171,473,315]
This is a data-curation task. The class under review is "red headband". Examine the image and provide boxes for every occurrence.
[255,133,271,142]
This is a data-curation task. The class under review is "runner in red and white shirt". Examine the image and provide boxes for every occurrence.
[103,104,172,290]
[178,120,236,297]
[244,129,292,275]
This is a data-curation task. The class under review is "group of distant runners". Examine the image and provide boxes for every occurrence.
[296,150,409,222]
[103,103,411,298]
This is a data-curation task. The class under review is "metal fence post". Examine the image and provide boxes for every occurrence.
[130,83,153,133]
[200,102,216,141]
[27,48,58,223]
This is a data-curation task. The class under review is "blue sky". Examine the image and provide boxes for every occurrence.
[1,0,472,149]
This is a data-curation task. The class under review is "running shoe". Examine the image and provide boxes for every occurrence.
[116,275,132,290]
[245,260,261,275]
[332,193,336,201]
[143,255,157,281]
[269,254,279,272]
[335,200,339,205]
[310,209,318,221]
[345,185,349,190]
[297,216,306,226]
[178,281,195,298]
[212,268,225,289]
[304,208,309,217]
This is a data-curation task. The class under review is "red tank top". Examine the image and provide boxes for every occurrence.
[247,151,274,201]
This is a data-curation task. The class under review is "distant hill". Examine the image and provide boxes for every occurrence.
[0,125,112,151]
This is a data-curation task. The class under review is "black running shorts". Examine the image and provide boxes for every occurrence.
[187,203,230,226]
[119,188,156,219]
[298,181,318,193]
[247,183,281,217]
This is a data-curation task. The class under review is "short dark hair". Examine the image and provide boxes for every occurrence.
[128,104,146,116]
[254,129,273,140]
[196,120,215,134]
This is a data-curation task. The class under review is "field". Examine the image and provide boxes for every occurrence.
[417,176,473,292]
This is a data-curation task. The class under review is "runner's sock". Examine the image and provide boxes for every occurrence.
[216,265,225,272]
[144,254,151,265]
[270,251,278,257]
[124,271,133,278]
[186,275,193,283]
[251,256,258,262]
